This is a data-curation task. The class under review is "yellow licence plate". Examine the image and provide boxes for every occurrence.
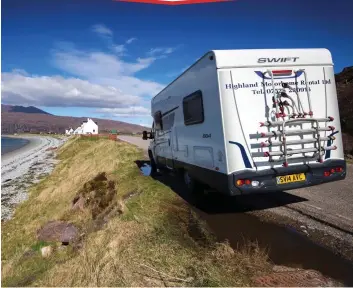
[276,173,306,185]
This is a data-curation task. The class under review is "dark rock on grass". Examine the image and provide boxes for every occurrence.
[37,220,79,244]
[72,172,117,220]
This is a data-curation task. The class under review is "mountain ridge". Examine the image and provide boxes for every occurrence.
[1,105,148,134]
[1,104,52,115]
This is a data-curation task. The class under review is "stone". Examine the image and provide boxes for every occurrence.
[72,195,85,211]
[41,246,53,258]
[37,220,79,244]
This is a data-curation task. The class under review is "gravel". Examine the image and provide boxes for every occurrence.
[1,135,67,221]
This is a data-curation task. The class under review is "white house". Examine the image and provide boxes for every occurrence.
[72,118,98,135]
[65,128,74,135]
[73,126,83,135]
[81,118,98,135]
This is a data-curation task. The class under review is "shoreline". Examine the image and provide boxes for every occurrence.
[1,135,67,221]
[1,135,41,162]
[1,135,31,156]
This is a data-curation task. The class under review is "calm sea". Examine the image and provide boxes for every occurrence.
[1,137,30,155]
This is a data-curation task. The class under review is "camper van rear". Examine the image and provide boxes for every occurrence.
[143,49,346,195]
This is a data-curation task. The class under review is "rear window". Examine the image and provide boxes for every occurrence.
[183,90,204,125]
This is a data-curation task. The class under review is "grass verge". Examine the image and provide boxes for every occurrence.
[1,136,271,287]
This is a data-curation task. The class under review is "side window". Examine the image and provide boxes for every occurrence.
[153,111,163,130]
[183,90,204,126]
[162,113,175,131]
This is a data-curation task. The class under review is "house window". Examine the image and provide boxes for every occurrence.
[183,90,204,125]
[93,129,95,132]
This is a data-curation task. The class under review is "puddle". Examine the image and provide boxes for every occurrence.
[139,163,151,176]
[192,197,353,285]
[133,159,353,286]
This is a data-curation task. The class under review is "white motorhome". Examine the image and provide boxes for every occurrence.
[142,49,347,195]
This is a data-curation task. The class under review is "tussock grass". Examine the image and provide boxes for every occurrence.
[2,136,271,287]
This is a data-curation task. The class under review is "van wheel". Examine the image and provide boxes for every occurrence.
[148,151,157,174]
[183,170,204,194]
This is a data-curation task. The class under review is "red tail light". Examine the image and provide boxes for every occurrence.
[335,167,343,173]
[236,179,252,186]
[324,171,331,177]
[330,168,335,174]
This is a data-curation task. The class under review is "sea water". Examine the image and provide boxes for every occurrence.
[1,137,30,155]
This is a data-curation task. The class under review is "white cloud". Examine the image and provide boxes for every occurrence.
[96,106,151,117]
[139,123,152,128]
[112,44,126,55]
[52,47,163,97]
[1,24,181,120]
[148,47,176,56]
[1,71,141,108]
[111,39,137,56]
[126,37,137,44]
[92,24,113,37]
[2,45,164,111]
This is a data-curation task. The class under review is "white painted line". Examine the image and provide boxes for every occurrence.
[304,203,322,210]
[335,214,352,222]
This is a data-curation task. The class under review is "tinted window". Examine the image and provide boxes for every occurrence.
[183,90,204,125]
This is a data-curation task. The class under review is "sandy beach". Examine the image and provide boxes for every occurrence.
[1,135,67,221]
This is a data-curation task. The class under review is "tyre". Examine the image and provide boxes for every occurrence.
[183,170,204,195]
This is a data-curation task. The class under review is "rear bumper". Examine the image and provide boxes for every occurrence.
[228,159,347,195]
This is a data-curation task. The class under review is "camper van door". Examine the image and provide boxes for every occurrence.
[163,112,175,168]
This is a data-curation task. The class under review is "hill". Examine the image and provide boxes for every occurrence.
[1,105,148,134]
[335,66,353,155]
[1,104,52,115]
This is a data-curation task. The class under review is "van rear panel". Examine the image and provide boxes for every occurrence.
[218,63,346,194]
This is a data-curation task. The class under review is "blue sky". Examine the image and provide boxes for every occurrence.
[2,0,353,127]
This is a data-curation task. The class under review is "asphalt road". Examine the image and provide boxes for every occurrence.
[118,135,353,233]
[118,135,151,151]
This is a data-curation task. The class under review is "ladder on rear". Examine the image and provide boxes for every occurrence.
[250,69,337,167]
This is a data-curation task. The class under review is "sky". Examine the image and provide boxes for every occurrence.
[2,0,353,127]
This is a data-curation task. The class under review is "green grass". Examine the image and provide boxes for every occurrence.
[2,136,271,287]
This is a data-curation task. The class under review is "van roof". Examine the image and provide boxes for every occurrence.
[211,48,333,69]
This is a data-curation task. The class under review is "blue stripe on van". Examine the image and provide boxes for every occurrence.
[325,131,339,159]
[229,141,252,168]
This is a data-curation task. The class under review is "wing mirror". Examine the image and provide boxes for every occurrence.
[142,130,154,140]
[142,131,148,140]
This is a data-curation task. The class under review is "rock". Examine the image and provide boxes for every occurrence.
[37,220,79,244]
[41,246,53,258]
[72,195,85,211]
[117,199,126,215]
[272,265,298,273]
